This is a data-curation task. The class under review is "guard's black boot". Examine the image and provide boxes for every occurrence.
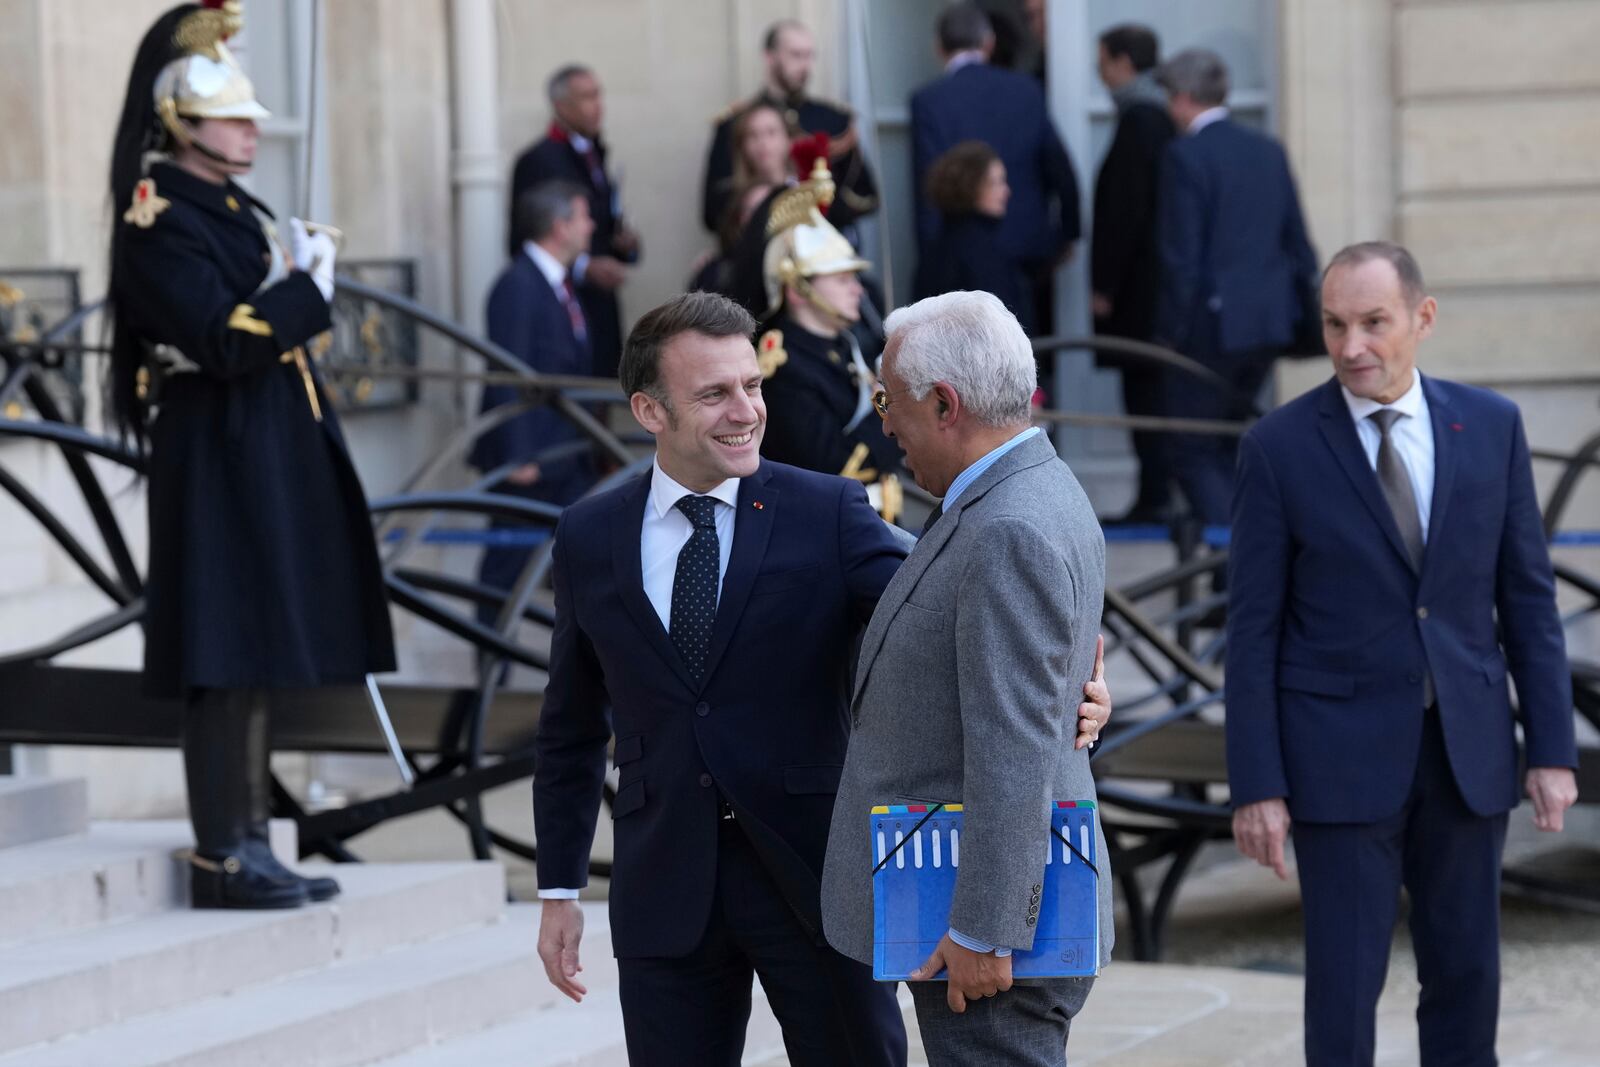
[182,689,309,910]
[238,692,342,902]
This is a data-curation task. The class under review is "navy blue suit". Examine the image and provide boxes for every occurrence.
[534,461,908,1066]
[509,129,638,378]
[910,63,1080,267]
[1155,118,1319,522]
[470,253,595,614]
[1226,376,1576,1065]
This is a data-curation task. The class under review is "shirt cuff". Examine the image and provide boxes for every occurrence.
[537,887,581,899]
[948,927,1012,957]
[572,252,590,284]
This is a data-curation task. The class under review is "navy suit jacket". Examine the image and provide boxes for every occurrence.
[910,63,1080,264]
[1154,119,1318,358]
[533,461,907,958]
[1226,376,1577,825]
[469,254,594,505]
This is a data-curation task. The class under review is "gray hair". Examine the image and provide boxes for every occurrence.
[1156,48,1229,106]
[884,291,1036,428]
[547,64,593,104]
[513,179,588,244]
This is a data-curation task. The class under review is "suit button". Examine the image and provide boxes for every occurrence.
[699,773,713,788]
[1416,607,1429,620]
[696,702,710,717]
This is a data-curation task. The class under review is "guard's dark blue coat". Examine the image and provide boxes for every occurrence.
[756,315,900,481]
[117,162,395,698]
[533,461,906,958]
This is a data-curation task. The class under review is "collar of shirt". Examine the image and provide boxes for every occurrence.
[523,240,568,292]
[945,50,986,74]
[1187,105,1230,135]
[566,129,595,155]
[648,457,740,520]
[1341,367,1424,426]
[942,427,1040,510]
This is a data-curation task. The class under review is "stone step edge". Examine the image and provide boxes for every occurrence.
[0,860,508,1057]
[0,905,614,1067]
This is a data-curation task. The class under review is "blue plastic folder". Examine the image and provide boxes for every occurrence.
[869,801,1100,981]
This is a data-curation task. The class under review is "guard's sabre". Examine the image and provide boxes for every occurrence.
[365,674,415,787]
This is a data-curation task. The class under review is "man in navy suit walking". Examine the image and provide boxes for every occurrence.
[910,2,1080,343]
[1152,48,1319,524]
[531,291,1113,1065]
[470,180,598,620]
[1226,242,1578,1066]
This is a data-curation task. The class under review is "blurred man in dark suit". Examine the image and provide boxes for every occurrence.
[471,180,598,619]
[701,20,878,239]
[1092,24,1176,524]
[509,65,640,379]
[1152,48,1318,525]
[911,2,1080,343]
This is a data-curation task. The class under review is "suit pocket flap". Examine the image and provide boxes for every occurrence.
[897,601,947,634]
[614,734,643,766]
[610,778,646,819]
[783,764,844,795]
[1482,653,1507,686]
[1277,663,1355,698]
[751,563,821,596]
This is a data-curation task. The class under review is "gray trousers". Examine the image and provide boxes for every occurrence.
[909,977,1095,1066]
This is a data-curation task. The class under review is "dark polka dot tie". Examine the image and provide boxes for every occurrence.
[670,495,720,680]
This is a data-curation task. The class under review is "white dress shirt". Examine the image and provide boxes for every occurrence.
[538,458,740,900]
[1186,105,1230,136]
[522,240,568,295]
[1342,368,1435,541]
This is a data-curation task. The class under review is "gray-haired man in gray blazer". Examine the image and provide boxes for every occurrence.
[822,290,1112,1065]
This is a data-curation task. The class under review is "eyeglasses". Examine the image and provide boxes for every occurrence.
[872,387,913,419]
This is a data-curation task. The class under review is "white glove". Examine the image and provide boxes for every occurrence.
[288,217,337,303]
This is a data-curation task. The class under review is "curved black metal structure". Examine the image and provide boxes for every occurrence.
[2,277,1595,953]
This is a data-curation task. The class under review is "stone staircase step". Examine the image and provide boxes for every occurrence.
[365,938,788,1067]
[0,904,584,1067]
[0,777,86,850]
[0,819,296,949]
[0,859,506,1055]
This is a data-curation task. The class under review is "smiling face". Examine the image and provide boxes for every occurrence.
[1322,257,1436,404]
[633,331,766,492]
[877,339,959,496]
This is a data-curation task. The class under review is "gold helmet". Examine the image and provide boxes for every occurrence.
[762,158,871,320]
[154,1,270,152]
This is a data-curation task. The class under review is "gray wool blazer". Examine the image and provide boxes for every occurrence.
[821,432,1113,966]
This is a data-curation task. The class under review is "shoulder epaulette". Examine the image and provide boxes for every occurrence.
[123,177,171,229]
[757,329,789,379]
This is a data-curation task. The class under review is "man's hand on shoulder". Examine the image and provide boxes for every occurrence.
[1076,634,1109,750]
[1526,767,1578,832]
[537,899,588,1002]
[910,933,1013,1013]
[1232,797,1291,880]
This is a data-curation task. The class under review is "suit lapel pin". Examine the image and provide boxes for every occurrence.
[1450,423,1464,432]
[752,501,764,510]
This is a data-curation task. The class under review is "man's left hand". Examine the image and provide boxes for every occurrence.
[910,933,1013,1013]
[1076,634,1110,750]
[1526,766,1578,832]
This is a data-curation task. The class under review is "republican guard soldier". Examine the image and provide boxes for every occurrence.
[105,1,395,909]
